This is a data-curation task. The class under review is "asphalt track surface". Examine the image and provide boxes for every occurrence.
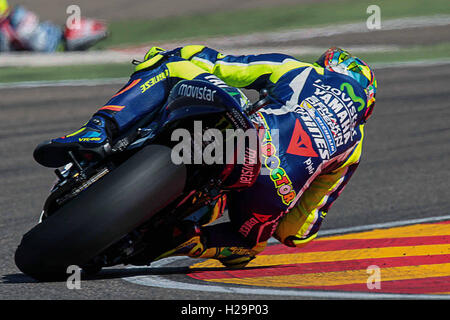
[0,64,449,300]
[16,0,326,23]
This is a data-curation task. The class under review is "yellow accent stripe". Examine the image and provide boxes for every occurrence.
[431,292,450,295]
[206,60,324,88]
[135,54,164,72]
[291,232,317,247]
[166,60,206,80]
[65,127,86,137]
[214,64,274,88]
[180,45,205,60]
[191,243,450,269]
[203,263,450,287]
[269,61,324,83]
[341,125,364,167]
[190,57,215,74]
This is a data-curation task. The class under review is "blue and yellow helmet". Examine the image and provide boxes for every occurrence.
[0,0,9,18]
[316,47,377,122]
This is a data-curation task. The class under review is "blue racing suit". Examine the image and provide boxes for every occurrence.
[95,45,367,262]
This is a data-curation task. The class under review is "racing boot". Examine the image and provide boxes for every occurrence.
[202,242,267,269]
[152,224,256,268]
[153,221,266,269]
[33,115,116,168]
[154,221,206,261]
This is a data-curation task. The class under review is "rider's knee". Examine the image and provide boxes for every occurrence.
[280,232,318,248]
[275,208,326,248]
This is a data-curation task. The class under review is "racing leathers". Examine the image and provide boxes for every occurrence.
[168,45,365,263]
[34,45,367,267]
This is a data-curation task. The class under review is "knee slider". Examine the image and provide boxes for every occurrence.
[283,232,318,248]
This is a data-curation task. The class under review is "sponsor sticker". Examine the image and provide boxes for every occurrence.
[258,113,297,206]
[140,70,168,93]
[178,83,217,102]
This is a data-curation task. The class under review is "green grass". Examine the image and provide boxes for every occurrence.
[1,43,449,84]
[345,42,450,65]
[0,63,133,83]
[95,0,450,48]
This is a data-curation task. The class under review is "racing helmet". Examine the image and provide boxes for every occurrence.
[316,47,377,122]
[0,0,9,20]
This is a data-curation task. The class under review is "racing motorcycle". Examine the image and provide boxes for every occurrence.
[14,79,270,281]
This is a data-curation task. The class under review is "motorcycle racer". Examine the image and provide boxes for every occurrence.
[33,44,376,268]
[0,0,107,52]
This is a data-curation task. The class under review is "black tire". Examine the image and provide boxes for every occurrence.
[14,144,186,281]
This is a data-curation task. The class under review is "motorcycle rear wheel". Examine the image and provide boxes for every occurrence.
[14,144,186,281]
